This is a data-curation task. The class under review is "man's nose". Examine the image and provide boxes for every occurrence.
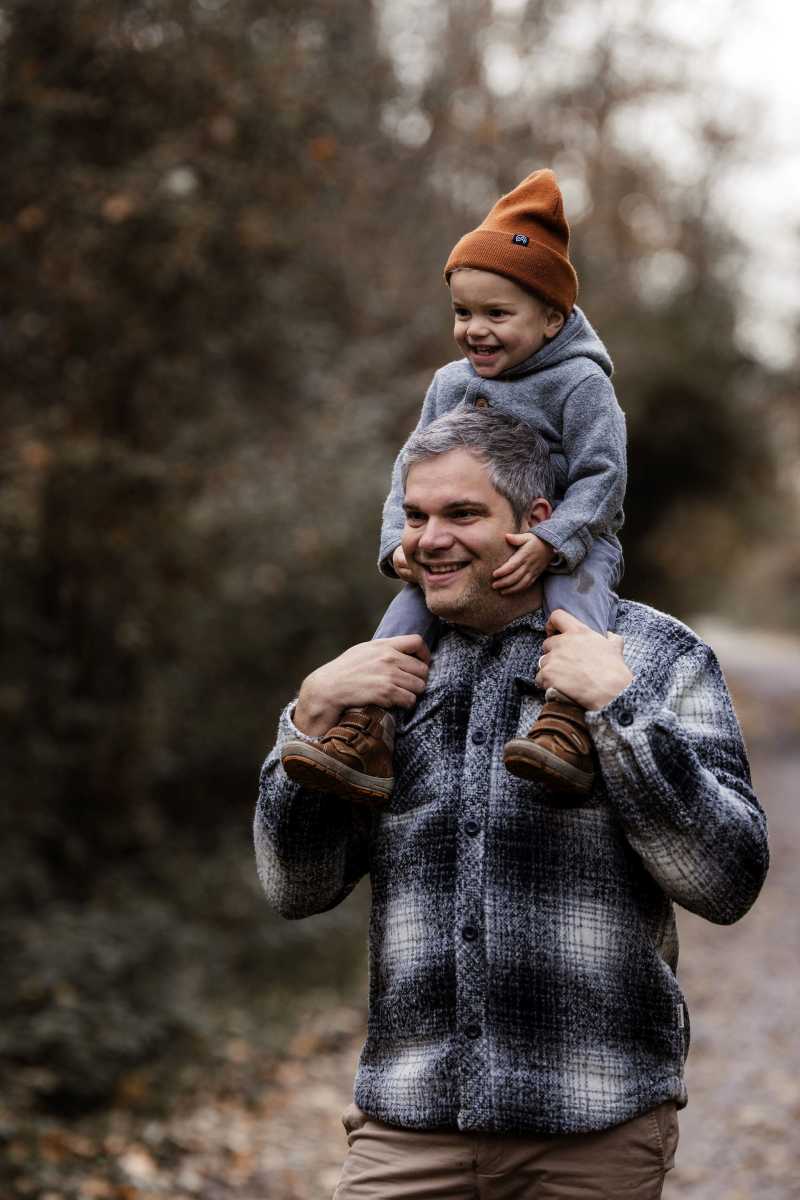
[418,518,454,551]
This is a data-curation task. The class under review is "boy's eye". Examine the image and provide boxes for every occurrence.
[453,308,470,319]
[488,308,509,318]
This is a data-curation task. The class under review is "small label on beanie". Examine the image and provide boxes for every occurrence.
[512,233,529,245]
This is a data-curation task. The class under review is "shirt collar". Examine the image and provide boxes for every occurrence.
[442,607,547,645]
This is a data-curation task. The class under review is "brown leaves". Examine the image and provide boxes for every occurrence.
[16,205,48,234]
[102,194,137,224]
[308,135,338,163]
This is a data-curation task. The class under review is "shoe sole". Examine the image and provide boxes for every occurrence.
[503,739,593,795]
[281,740,393,806]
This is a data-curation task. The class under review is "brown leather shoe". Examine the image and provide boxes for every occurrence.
[280,704,394,806]
[503,697,595,796]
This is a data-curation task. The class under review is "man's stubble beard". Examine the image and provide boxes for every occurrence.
[418,541,518,631]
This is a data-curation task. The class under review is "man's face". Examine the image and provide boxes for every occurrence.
[402,448,545,631]
[450,269,564,379]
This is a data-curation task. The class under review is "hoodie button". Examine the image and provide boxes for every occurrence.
[474,396,490,408]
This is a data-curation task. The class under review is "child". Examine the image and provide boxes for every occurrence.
[281,169,626,803]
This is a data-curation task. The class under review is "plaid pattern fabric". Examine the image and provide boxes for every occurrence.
[254,600,768,1135]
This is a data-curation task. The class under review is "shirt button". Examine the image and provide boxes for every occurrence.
[464,819,481,837]
[462,924,479,942]
[471,729,487,745]
[618,709,634,726]
[465,1024,481,1040]
[474,396,490,409]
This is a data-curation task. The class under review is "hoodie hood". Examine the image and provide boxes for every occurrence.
[497,305,613,381]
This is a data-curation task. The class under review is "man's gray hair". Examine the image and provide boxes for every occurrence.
[400,407,556,523]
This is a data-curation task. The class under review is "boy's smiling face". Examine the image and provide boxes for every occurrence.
[450,269,564,378]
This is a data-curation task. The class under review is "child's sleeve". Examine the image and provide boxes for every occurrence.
[378,370,443,577]
[533,372,627,572]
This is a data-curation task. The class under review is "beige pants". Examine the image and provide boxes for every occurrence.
[333,1101,678,1200]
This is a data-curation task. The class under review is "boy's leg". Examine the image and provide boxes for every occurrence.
[504,539,622,797]
[373,583,440,647]
[281,585,437,805]
[541,536,621,634]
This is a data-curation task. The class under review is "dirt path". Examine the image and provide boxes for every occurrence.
[660,621,800,1199]
[662,749,800,1200]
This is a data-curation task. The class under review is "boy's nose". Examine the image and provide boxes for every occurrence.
[467,315,489,339]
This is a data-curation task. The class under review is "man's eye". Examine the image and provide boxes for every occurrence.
[405,513,425,525]
[453,509,479,519]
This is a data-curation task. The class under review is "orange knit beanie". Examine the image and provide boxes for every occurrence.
[444,169,578,314]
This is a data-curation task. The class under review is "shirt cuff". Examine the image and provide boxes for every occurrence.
[531,523,592,572]
[278,702,324,748]
[586,673,669,744]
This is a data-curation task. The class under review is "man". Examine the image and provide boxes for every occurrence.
[254,409,768,1199]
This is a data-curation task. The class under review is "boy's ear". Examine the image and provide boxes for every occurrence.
[544,308,565,339]
[526,497,553,528]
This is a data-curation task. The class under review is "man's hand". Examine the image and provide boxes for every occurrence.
[294,636,430,736]
[492,532,554,594]
[392,544,416,582]
[536,609,633,710]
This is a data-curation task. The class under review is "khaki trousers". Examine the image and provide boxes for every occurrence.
[333,1101,678,1200]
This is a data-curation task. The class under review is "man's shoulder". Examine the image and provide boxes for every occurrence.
[615,599,712,664]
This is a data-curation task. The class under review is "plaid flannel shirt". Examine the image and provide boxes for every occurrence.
[254,599,768,1135]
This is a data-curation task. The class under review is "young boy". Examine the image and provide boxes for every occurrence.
[281,169,626,803]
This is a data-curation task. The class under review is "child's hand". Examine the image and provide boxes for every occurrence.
[392,544,416,582]
[492,532,554,594]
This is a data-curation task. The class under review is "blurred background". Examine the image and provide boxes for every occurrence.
[1,0,799,1196]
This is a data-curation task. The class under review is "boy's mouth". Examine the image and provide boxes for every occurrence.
[468,344,500,358]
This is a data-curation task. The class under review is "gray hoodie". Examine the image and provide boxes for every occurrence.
[379,305,626,576]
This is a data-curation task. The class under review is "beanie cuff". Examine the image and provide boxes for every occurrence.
[444,229,578,314]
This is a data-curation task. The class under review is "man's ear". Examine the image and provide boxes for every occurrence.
[525,497,552,528]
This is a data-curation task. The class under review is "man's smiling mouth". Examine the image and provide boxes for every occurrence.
[419,560,470,575]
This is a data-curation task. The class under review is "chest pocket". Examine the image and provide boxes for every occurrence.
[510,677,608,810]
[391,684,449,815]
[515,685,544,739]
